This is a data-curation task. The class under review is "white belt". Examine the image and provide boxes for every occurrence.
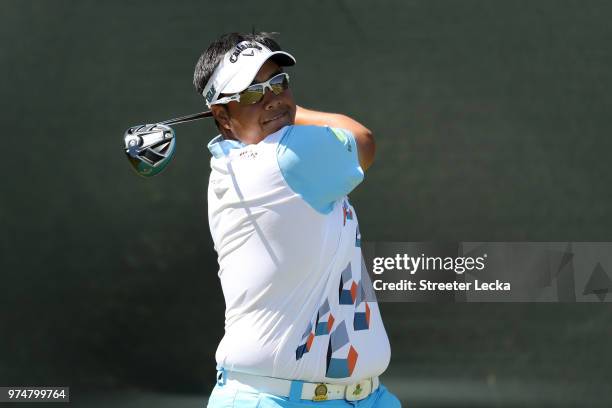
[220,370,379,402]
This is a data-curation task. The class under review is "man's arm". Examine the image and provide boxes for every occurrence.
[294,106,376,171]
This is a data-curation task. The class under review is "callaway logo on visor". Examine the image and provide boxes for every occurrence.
[229,42,262,63]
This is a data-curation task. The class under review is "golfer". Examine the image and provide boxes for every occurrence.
[193,32,401,407]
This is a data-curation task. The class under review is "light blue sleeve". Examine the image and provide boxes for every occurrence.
[276,125,364,214]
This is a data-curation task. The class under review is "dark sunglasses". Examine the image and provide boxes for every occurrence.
[212,73,290,106]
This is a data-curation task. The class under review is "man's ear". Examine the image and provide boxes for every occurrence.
[211,105,231,131]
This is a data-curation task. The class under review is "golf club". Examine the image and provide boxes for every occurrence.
[123,110,213,177]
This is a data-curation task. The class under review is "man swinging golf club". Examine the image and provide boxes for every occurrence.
[193,32,401,408]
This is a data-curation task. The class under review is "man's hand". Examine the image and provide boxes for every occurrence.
[294,106,376,171]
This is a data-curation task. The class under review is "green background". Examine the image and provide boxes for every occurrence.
[1,1,611,406]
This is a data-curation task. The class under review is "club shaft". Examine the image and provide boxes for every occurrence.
[160,110,213,126]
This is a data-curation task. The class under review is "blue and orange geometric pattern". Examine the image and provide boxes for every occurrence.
[339,263,358,305]
[342,200,353,226]
[295,321,314,360]
[295,215,375,379]
[326,321,359,378]
[353,279,371,330]
[353,302,371,331]
[296,299,335,360]
[314,299,335,336]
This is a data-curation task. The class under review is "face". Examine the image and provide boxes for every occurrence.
[212,60,297,144]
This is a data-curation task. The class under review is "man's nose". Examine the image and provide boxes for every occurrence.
[262,86,282,110]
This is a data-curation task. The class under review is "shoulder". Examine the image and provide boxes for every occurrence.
[275,125,363,214]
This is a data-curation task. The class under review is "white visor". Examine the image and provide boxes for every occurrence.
[202,40,296,107]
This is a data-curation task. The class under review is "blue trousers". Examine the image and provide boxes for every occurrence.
[206,371,402,408]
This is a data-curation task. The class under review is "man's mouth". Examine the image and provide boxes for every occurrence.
[263,111,287,124]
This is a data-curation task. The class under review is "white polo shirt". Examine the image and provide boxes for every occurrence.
[206,125,390,384]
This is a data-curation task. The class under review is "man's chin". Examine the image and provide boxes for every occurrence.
[265,115,293,133]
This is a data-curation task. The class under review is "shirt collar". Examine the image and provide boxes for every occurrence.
[207,126,291,158]
[207,135,246,158]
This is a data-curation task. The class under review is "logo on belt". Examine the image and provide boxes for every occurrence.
[313,384,328,401]
[352,383,362,396]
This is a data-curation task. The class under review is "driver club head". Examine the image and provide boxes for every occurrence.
[123,123,176,177]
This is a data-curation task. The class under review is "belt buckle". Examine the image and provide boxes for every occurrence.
[345,379,372,401]
[313,383,329,401]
